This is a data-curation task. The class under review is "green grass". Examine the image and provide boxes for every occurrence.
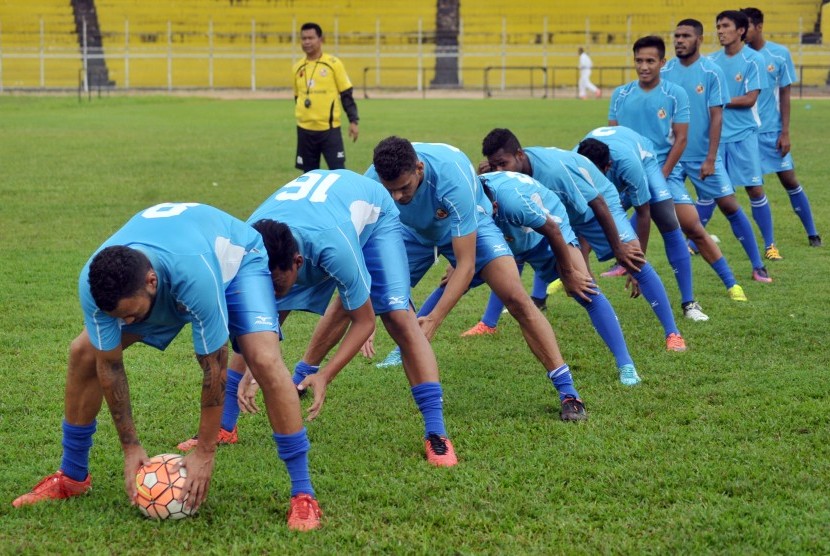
[1,95,829,554]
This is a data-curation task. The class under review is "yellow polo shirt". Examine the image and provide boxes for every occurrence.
[292,53,355,131]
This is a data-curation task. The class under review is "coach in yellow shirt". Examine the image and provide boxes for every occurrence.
[292,22,359,172]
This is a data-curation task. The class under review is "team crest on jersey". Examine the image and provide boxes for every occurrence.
[767,64,775,72]
[735,72,743,82]
[696,83,705,94]
[657,108,667,119]
[435,209,449,219]
[319,68,328,77]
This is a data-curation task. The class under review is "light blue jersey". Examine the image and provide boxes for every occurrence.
[248,170,409,315]
[364,142,486,245]
[752,40,796,134]
[608,80,690,161]
[480,170,577,255]
[662,56,730,162]
[580,126,657,208]
[524,147,616,226]
[708,45,768,142]
[80,203,270,355]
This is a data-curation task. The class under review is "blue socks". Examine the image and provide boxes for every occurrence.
[695,198,717,227]
[481,290,505,328]
[787,185,818,237]
[274,428,314,497]
[293,360,319,386]
[411,382,447,438]
[547,364,580,401]
[221,369,243,432]
[631,263,679,336]
[710,256,737,289]
[750,194,776,248]
[726,208,764,269]
[60,420,96,482]
[574,291,634,368]
[417,285,445,318]
[531,273,548,300]
[663,228,694,305]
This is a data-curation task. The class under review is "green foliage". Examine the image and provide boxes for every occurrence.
[0,96,828,553]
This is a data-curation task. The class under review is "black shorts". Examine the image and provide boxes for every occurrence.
[295,127,346,171]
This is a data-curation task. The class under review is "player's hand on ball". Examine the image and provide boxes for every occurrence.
[299,373,329,422]
[237,369,260,414]
[123,444,150,505]
[177,450,215,512]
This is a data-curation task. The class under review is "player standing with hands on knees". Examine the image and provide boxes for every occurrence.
[12,203,322,531]
[293,22,359,172]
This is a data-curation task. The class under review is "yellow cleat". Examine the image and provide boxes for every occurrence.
[727,284,747,302]
[764,244,783,261]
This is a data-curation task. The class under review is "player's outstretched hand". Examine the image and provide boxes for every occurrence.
[177,449,215,512]
[559,267,598,302]
[299,373,329,422]
[624,274,641,298]
[615,242,646,274]
[124,444,150,505]
[237,369,260,414]
[359,330,376,358]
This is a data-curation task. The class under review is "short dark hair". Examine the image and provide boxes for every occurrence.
[372,136,418,181]
[717,10,749,40]
[88,245,151,312]
[676,18,704,36]
[577,138,611,170]
[251,219,299,272]
[740,7,764,26]
[301,22,323,37]
[482,128,522,158]
[633,35,666,59]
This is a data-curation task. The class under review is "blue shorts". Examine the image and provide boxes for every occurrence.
[125,247,281,352]
[668,159,734,202]
[721,136,764,187]
[405,217,513,289]
[515,238,581,285]
[279,216,411,316]
[643,156,677,204]
[574,209,638,263]
[758,131,795,174]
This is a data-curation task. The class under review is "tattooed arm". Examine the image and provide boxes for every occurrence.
[176,345,228,511]
[95,346,149,504]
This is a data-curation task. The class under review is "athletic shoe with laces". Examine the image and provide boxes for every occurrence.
[600,264,627,278]
[424,433,458,467]
[546,279,563,296]
[752,267,773,283]
[665,333,687,352]
[560,397,588,421]
[286,493,322,531]
[618,364,641,386]
[177,425,238,452]
[727,284,747,302]
[460,321,497,337]
[682,301,709,322]
[764,244,783,261]
[12,471,91,507]
[808,235,822,247]
[376,348,402,368]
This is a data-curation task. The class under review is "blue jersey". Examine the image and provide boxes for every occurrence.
[479,171,576,257]
[751,41,796,134]
[662,56,730,162]
[608,80,690,161]
[708,45,768,142]
[579,126,655,208]
[80,203,263,355]
[524,147,620,227]
[248,170,400,312]
[364,142,486,246]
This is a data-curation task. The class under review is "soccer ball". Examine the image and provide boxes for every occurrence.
[135,453,196,520]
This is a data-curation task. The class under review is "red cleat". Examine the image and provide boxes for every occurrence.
[425,433,458,467]
[177,425,238,451]
[12,471,91,508]
[287,493,322,531]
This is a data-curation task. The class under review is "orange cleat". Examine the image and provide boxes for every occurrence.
[177,425,238,452]
[12,471,91,508]
[424,433,458,467]
[287,493,322,531]
[666,333,687,352]
[460,321,497,337]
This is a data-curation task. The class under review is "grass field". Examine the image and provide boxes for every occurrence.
[1,95,829,554]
